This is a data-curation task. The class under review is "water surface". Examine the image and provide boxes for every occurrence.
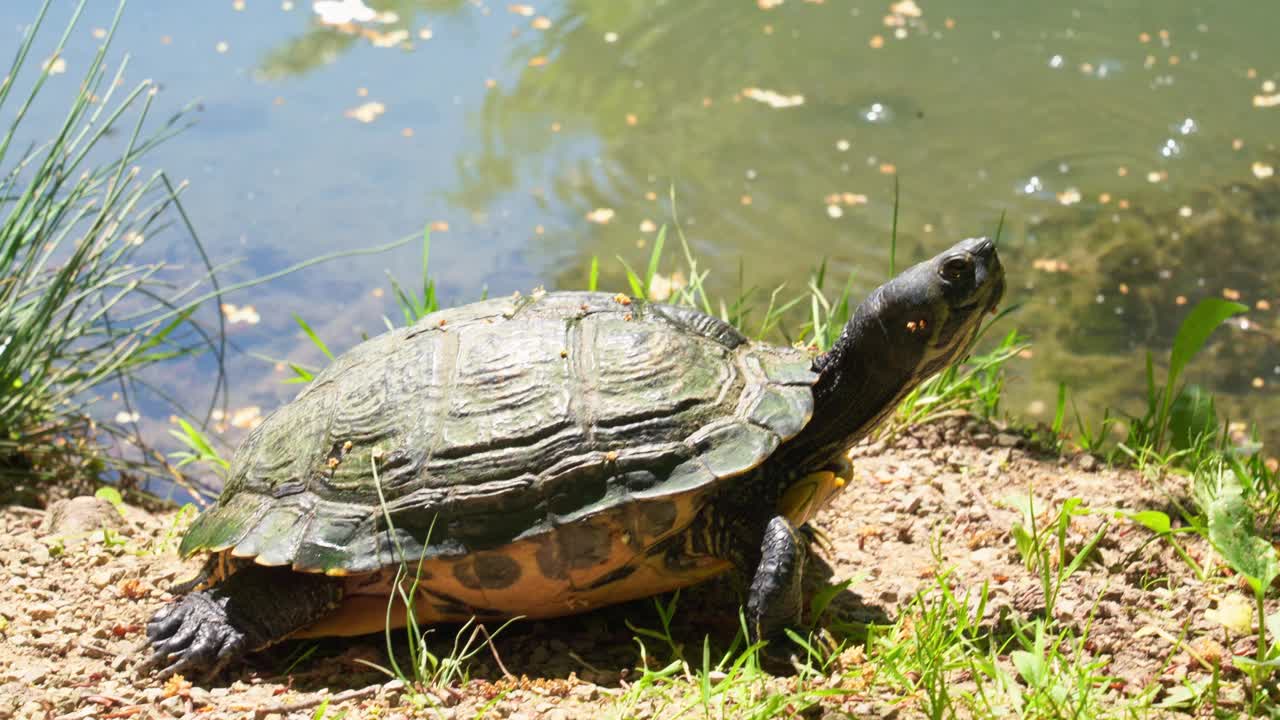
[4,0,1277,462]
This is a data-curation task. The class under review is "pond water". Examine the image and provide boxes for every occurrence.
[4,0,1278,469]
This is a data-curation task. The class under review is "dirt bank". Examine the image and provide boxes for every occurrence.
[0,417,1251,718]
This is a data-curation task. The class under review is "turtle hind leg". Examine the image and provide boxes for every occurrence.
[143,564,343,681]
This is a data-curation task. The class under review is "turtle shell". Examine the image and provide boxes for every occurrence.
[181,292,818,584]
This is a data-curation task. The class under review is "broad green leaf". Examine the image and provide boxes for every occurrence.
[1120,510,1171,535]
[1168,298,1248,389]
[94,486,124,513]
[1011,650,1045,687]
[1207,470,1280,596]
[1169,383,1218,452]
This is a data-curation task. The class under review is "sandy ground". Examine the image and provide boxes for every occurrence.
[0,417,1255,719]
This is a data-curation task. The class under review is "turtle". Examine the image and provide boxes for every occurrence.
[144,236,1004,679]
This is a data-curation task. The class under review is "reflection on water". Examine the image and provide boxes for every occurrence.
[2,0,1276,456]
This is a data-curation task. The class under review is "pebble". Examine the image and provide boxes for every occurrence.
[28,543,51,565]
[29,602,57,620]
[570,684,598,701]
[44,496,126,537]
[995,433,1021,448]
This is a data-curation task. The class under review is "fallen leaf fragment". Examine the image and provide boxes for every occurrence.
[742,87,805,109]
[363,28,409,47]
[229,406,263,429]
[344,101,386,123]
[586,208,615,224]
[1205,594,1253,636]
[889,0,922,17]
[648,271,686,302]
[314,0,376,25]
[162,673,192,699]
[221,303,262,325]
[1032,258,1071,273]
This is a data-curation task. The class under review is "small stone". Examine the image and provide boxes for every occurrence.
[29,602,57,620]
[1075,453,1100,472]
[971,433,993,448]
[90,568,120,588]
[28,543,51,565]
[44,496,127,538]
[995,433,1021,448]
[570,684,598,701]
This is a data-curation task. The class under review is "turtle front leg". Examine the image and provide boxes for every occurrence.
[746,515,806,643]
[142,565,343,680]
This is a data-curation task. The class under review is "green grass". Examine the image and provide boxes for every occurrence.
[0,0,227,503]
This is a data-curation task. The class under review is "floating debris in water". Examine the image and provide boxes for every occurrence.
[114,411,140,424]
[507,4,535,16]
[639,219,657,233]
[1032,258,1071,273]
[1056,188,1082,206]
[429,221,449,232]
[215,41,230,54]
[532,16,552,29]
[42,56,67,75]
[528,56,549,67]
[222,303,261,325]
[889,0,921,18]
[586,208,615,224]
[365,28,409,47]
[604,32,619,43]
[229,406,263,429]
[742,87,805,108]
[345,101,385,123]
[757,0,784,8]
[648,272,686,302]
[824,192,868,207]
[869,35,885,48]
[314,0,376,25]
[1253,161,1275,179]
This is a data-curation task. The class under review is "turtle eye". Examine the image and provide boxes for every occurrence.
[940,255,972,281]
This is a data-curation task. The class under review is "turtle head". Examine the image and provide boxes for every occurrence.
[860,235,1005,384]
[790,237,1005,466]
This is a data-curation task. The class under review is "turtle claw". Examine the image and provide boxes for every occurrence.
[143,591,248,681]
